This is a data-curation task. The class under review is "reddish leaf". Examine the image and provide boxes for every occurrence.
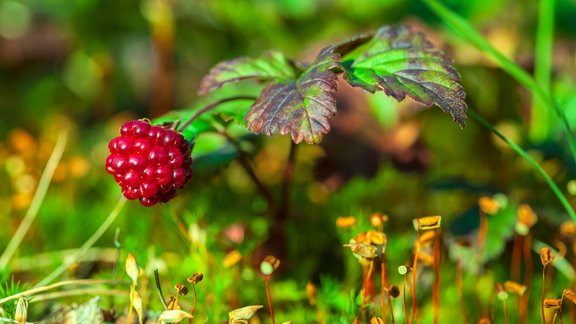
[244,47,339,144]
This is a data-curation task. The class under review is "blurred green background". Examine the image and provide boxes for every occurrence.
[1,0,576,322]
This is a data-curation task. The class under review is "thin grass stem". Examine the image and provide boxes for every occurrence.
[0,131,68,269]
[468,110,576,222]
[424,0,576,165]
[34,197,127,287]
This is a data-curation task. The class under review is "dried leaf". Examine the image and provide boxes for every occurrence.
[15,297,27,324]
[199,51,295,96]
[344,242,378,259]
[245,46,340,144]
[338,25,467,127]
[158,309,193,323]
[228,305,263,322]
[125,253,140,284]
[133,291,144,324]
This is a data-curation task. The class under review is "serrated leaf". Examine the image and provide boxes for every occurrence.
[199,51,295,96]
[244,47,339,144]
[339,25,467,127]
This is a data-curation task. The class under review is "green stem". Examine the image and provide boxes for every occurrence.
[34,197,127,287]
[469,109,576,222]
[424,0,576,165]
[531,0,555,141]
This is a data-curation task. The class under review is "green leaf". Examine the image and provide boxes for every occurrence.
[244,46,340,144]
[198,51,295,96]
[339,25,468,128]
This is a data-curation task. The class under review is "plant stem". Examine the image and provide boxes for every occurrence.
[402,273,408,324]
[0,131,68,269]
[34,197,127,287]
[521,233,533,323]
[410,231,420,324]
[28,288,128,303]
[382,258,387,324]
[279,141,297,221]
[542,265,547,324]
[432,229,441,324]
[0,279,127,305]
[219,129,275,211]
[154,269,168,310]
[265,276,276,324]
[456,259,468,324]
[190,284,197,324]
[469,109,576,222]
[177,96,257,133]
[503,298,509,324]
[531,0,555,141]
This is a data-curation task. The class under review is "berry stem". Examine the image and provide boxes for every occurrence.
[34,197,127,287]
[177,95,257,133]
[279,141,297,222]
[220,129,275,211]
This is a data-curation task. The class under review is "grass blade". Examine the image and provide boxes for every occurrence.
[424,0,576,165]
[0,131,68,270]
[531,0,555,141]
[469,109,576,222]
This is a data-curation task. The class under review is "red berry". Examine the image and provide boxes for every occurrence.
[105,119,193,207]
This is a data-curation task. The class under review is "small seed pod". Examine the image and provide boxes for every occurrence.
[187,272,204,285]
[516,204,537,236]
[370,213,388,227]
[336,216,357,229]
[370,317,385,324]
[413,215,442,231]
[543,298,563,309]
[366,230,387,246]
[417,230,437,248]
[344,242,378,260]
[176,283,189,296]
[560,221,576,237]
[563,289,576,305]
[306,281,317,305]
[398,265,408,275]
[260,255,280,276]
[495,283,508,301]
[478,317,491,324]
[540,247,554,267]
[504,280,527,296]
[388,285,400,298]
[479,196,500,215]
[15,297,27,324]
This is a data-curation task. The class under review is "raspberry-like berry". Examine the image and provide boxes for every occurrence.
[106,119,192,207]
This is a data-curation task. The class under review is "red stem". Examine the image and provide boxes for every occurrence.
[265,276,276,324]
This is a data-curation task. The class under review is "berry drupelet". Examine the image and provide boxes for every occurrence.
[106,119,192,206]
